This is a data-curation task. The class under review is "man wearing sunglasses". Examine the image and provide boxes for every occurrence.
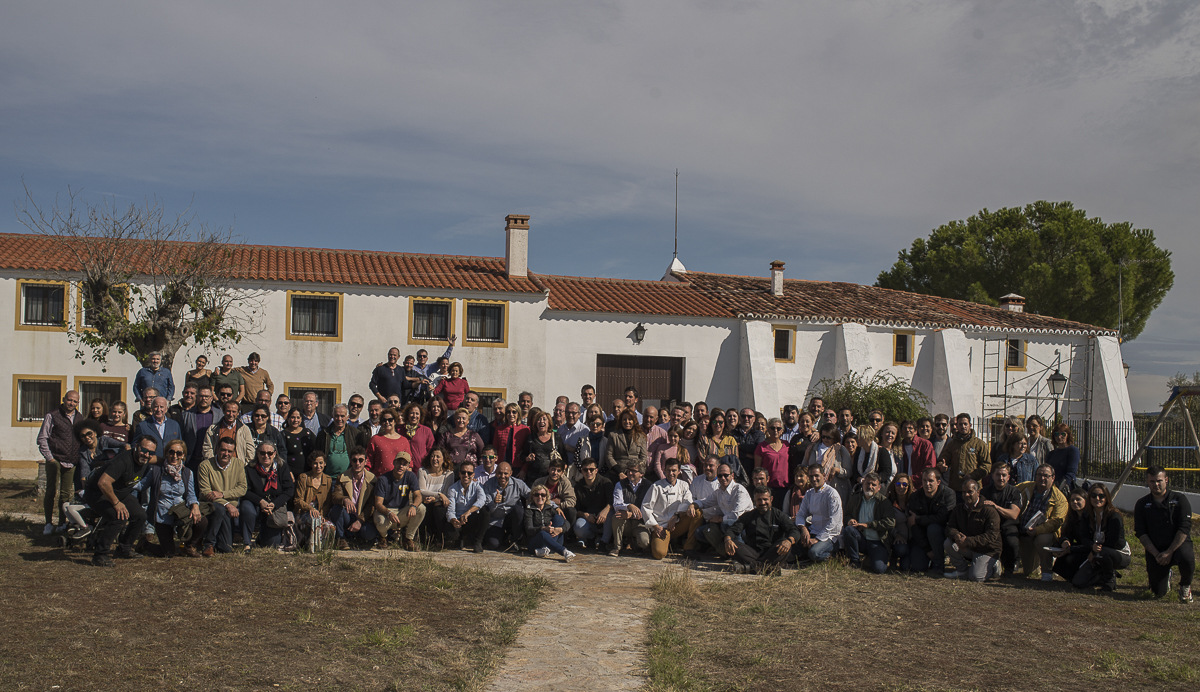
[696,463,754,556]
[572,458,614,550]
[85,435,158,566]
[1015,464,1068,581]
[928,414,951,457]
[732,407,765,477]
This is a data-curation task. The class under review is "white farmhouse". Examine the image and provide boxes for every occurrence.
[0,215,1131,475]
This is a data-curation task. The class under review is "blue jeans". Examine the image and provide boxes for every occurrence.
[238,500,285,548]
[890,542,911,571]
[573,516,611,544]
[330,505,379,543]
[909,523,946,574]
[528,514,567,556]
[842,525,889,574]
[805,537,837,563]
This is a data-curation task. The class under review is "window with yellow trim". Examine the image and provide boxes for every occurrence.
[464,300,508,347]
[284,382,343,418]
[893,331,915,366]
[15,280,67,331]
[287,291,343,341]
[1006,339,1026,370]
[13,374,67,426]
[409,297,454,343]
[773,326,795,363]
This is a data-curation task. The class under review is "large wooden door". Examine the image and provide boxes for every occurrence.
[595,355,684,412]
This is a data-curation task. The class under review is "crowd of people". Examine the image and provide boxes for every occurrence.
[33,343,1194,603]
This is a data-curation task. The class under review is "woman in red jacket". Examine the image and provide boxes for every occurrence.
[433,362,470,411]
[899,419,937,481]
[492,403,530,475]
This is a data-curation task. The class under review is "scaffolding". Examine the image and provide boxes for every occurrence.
[981,335,1093,425]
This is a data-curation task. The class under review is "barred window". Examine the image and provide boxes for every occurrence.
[22,284,65,326]
[412,301,450,340]
[466,303,504,343]
[291,296,339,337]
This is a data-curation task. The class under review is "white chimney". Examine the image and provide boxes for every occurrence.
[504,214,529,278]
[770,260,785,297]
[999,293,1025,312]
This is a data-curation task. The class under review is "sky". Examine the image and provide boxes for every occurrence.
[1,1,1197,412]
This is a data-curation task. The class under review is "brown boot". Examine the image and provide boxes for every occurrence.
[182,545,201,558]
[202,545,215,558]
[403,537,417,552]
[375,538,389,550]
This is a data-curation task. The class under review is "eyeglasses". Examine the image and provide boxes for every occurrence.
[869,418,882,424]
[1053,431,1067,437]
[261,451,276,457]
[349,402,362,408]
[821,436,834,442]
[769,426,783,431]
[1089,493,1106,500]
[532,493,547,498]
[1036,472,1054,478]
[136,447,155,455]
[380,417,395,423]
[252,414,268,419]
[484,455,498,460]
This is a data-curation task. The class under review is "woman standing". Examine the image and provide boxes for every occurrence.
[418,447,455,550]
[185,355,212,392]
[803,423,852,503]
[700,413,738,461]
[425,397,453,437]
[679,421,700,479]
[754,418,790,507]
[281,409,317,478]
[1046,424,1080,491]
[102,401,131,446]
[236,405,285,466]
[143,439,208,558]
[650,425,693,481]
[439,408,484,467]
[433,362,470,411]
[86,398,109,426]
[850,425,883,488]
[400,403,436,470]
[870,423,898,486]
[524,484,575,562]
[238,441,295,552]
[493,403,531,473]
[365,409,412,477]
[603,409,647,481]
[521,411,565,482]
[574,415,608,481]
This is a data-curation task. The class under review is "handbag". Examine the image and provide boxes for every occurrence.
[266,504,290,529]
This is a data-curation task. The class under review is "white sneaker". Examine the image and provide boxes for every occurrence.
[1041,572,1054,582]
[533,547,550,558]
[943,570,963,580]
[563,550,576,563]
[43,523,54,535]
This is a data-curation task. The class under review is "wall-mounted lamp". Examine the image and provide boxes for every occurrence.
[633,323,647,344]
[1122,362,1130,379]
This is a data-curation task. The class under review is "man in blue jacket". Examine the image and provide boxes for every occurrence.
[135,397,182,460]
[133,352,175,402]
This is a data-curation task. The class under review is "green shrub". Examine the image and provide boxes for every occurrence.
[807,369,933,426]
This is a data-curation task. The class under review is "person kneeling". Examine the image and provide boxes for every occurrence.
[723,485,800,574]
[373,452,425,551]
[641,459,701,560]
[239,441,296,553]
[943,479,1001,581]
[794,465,843,564]
[842,472,894,573]
[329,448,379,550]
[446,461,488,553]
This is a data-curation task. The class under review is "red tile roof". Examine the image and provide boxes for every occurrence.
[680,271,1113,334]
[535,274,729,318]
[0,233,543,294]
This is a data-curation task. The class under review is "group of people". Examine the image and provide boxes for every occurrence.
[33,345,1194,603]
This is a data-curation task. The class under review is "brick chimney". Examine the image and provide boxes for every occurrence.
[770,260,785,297]
[999,293,1025,312]
[504,214,529,278]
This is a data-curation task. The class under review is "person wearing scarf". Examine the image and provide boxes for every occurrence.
[238,441,295,552]
[143,440,206,558]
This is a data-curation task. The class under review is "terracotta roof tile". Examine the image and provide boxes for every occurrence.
[0,233,543,294]
[681,271,1114,334]
[535,274,730,318]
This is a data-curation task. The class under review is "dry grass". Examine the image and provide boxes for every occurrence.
[0,517,548,691]
[648,525,1200,692]
[0,479,41,517]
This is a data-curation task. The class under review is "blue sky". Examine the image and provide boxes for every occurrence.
[2,1,1197,411]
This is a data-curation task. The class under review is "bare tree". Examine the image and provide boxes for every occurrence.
[17,185,264,370]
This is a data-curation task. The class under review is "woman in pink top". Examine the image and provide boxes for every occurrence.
[649,425,694,482]
[400,402,435,470]
[365,409,411,476]
[754,417,790,507]
[433,362,470,411]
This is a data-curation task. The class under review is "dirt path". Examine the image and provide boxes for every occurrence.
[346,546,732,692]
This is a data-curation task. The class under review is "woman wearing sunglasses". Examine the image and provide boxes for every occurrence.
[887,473,914,572]
[238,441,295,553]
[523,484,575,562]
[1046,423,1080,491]
[1053,484,1129,591]
[802,423,852,504]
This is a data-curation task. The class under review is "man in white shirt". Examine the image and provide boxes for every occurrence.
[795,464,843,564]
[641,459,699,560]
[695,462,754,556]
[558,402,589,456]
[685,456,720,552]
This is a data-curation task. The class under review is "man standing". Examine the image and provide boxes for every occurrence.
[203,400,243,463]
[235,352,273,409]
[1016,464,1068,581]
[723,486,801,574]
[559,401,588,457]
[362,399,384,438]
[623,387,644,424]
[795,465,843,564]
[944,479,1001,581]
[369,348,408,403]
[84,437,157,566]
[1134,466,1194,602]
[133,351,175,402]
[517,391,534,424]
[907,468,957,576]
[936,413,991,495]
[642,405,666,446]
[731,408,765,479]
[299,391,331,437]
[168,384,197,422]
[177,386,216,472]
[464,391,492,443]
[372,452,425,551]
[330,448,378,549]
[842,473,894,574]
[641,459,700,560]
[346,394,366,427]
[198,438,246,556]
[36,389,82,534]
[136,396,182,460]
[447,461,488,553]
[780,405,802,444]
[837,407,857,439]
[482,462,529,550]
[807,397,825,422]
[131,387,158,428]
[210,355,246,405]
[580,384,597,410]
[899,420,937,482]
[928,414,951,457]
[317,404,367,478]
[609,461,651,557]
[275,393,292,424]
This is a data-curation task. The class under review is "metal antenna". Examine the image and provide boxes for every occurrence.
[673,169,679,260]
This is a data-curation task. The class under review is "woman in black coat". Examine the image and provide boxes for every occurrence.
[238,441,296,552]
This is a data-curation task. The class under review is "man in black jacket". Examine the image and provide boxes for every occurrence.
[723,485,801,574]
[981,462,1023,577]
[907,468,956,576]
[1134,466,1194,603]
[944,479,1001,581]
[84,437,157,566]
